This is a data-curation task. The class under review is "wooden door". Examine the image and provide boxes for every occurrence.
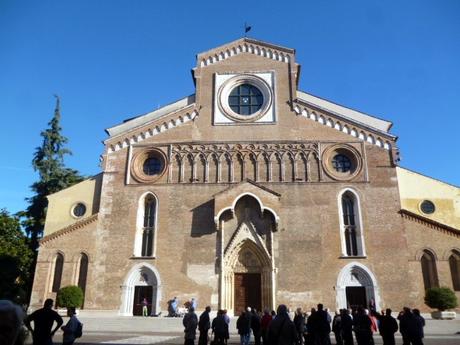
[133,286,153,316]
[346,286,367,309]
[234,273,261,314]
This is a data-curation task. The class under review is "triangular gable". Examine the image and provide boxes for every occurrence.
[224,221,271,260]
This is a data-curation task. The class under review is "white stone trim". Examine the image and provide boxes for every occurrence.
[200,42,291,68]
[336,262,381,311]
[119,262,162,316]
[108,110,199,153]
[337,188,366,257]
[293,104,393,150]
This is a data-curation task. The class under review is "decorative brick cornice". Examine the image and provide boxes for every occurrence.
[198,38,294,68]
[400,209,460,238]
[293,100,395,151]
[40,214,99,245]
[107,107,199,153]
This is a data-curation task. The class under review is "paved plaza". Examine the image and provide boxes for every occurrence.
[24,313,460,345]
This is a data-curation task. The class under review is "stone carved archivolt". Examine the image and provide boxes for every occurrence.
[168,141,321,184]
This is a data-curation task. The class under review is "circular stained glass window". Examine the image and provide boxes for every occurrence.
[228,84,263,115]
[72,203,86,218]
[332,154,352,173]
[143,157,163,176]
[420,200,435,214]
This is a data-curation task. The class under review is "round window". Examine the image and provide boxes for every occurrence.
[332,154,352,173]
[420,200,435,214]
[143,156,163,176]
[228,84,263,115]
[72,203,86,218]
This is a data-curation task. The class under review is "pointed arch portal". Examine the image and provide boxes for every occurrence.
[336,262,380,310]
[120,263,162,316]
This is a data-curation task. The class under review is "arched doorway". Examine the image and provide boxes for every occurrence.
[336,262,380,310]
[222,222,274,315]
[120,263,161,316]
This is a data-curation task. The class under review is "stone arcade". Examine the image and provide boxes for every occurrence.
[30,38,460,315]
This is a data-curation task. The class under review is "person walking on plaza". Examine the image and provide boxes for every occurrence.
[398,307,413,345]
[25,299,63,345]
[61,307,82,345]
[236,309,252,345]
[183,307,198,345]
[198,306,211,345]
[267,304,297,345]
[142,298,149,317]
[378,309,398,345]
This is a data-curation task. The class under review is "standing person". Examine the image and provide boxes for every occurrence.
[378,309,398,345]
[236,310,251,345]
[191,298,198,310]
[340,309,354,345]
[313,304,331,345]
[251,309,262,345]
[198,306,211,345]
[332,310,343,345]
[353,307,372,345]
[0,300,25,345]
[25,299,63,345]
[305,308,317,345]
[142,298,149,317]
[293,308,305,345]
[267,304,297,345]
[61,307,82,345]
[260,309,272,345]
[411,309,425,345]
[397,307,412,345]
[183,307,198,345]
[212,310,229,345]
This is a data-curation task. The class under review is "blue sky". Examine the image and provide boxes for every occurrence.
[1,0,459,214]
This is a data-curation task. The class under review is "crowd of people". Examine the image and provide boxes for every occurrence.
[183,304,427,345]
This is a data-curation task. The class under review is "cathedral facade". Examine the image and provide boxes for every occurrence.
[30,38,460,315]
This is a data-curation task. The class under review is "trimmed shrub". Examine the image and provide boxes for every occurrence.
[424,287,458,311]
[56,285,83,309]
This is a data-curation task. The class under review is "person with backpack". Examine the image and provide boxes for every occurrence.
[267,304,297,345]
[61,307,82,345]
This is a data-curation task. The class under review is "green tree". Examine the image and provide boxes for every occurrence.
[425,287,458,311]
[0,209,34,303]
[22,96,84,250]
[56,285,84,309]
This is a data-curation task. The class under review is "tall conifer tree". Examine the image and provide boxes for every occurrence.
[23,96,84,250]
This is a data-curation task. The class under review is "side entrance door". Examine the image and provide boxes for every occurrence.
[345,286,367,309]
[133,286,153,316]
[234,273,261,314]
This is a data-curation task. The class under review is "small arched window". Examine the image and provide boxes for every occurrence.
[141,195,156,257]
[421,250,439,290]
[52,253,64,292]
[78,253,89,296]
[339,191,364,257]
[449,250,460,291]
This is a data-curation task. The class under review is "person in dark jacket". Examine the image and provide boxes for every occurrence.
[183,307,198,345]
[332,310,343,345]
[212,310,229,345]
[267,304,297,345]
[237,310,252,345]
[378,309,398,345]
[198,306,211,345]
[411,309,425,345]
[353,307,373,345]
[251,309,262,345]
[341,309,354,345]
[310,304,331,345]
[397,307,412,345]
[261,309,272,345]
[293,308,305,345]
